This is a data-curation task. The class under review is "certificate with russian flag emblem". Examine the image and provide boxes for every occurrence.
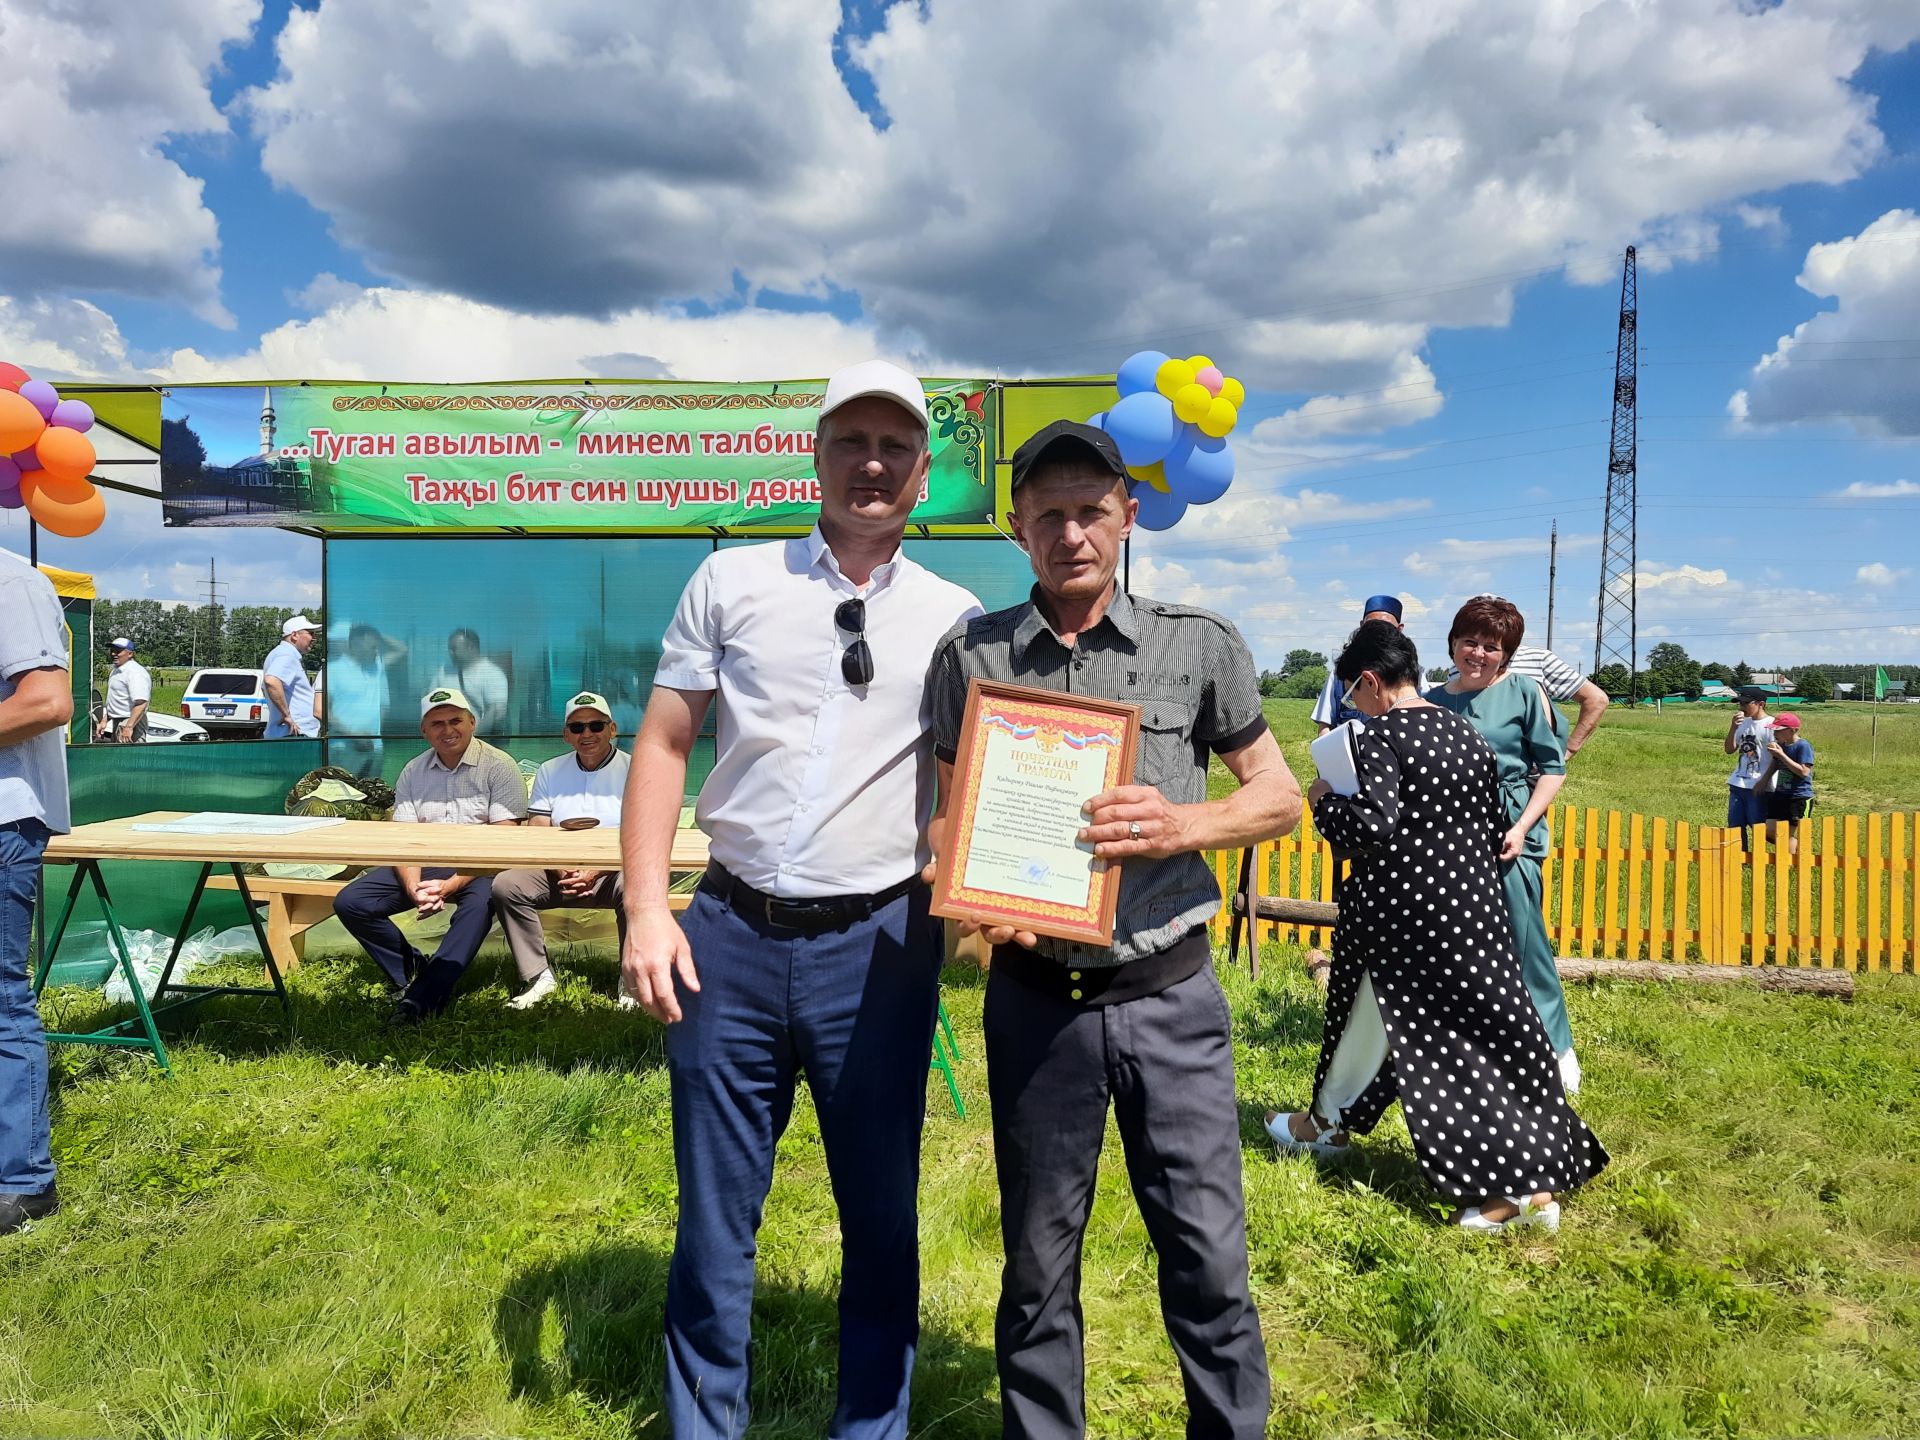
[932,678,1140,946]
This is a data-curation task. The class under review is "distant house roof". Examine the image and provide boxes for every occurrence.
[1701,682,1736,697]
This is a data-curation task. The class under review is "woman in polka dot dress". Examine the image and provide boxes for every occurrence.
[1264,621,1607,1232]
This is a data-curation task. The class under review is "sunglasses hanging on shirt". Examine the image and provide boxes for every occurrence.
[836,597,875,686]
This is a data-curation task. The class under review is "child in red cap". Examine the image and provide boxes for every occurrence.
[1765,713,1815,851]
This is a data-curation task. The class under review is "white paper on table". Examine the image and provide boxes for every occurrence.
[1309,720,1365,798]
[130,812,349,836]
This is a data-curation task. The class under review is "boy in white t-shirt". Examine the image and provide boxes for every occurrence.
[490,691,632,1008]
[1723,687,1775,842]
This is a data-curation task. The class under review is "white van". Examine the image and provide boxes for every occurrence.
[181,668,271,737]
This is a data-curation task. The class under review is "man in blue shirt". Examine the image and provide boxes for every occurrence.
[0,552,71,1236]
[262,614,318,739]
[1313,594,1403,734]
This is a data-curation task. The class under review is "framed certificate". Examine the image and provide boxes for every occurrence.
[932,678,1140,946]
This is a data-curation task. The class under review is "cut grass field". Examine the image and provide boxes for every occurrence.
[1242,699,1920,827]
[7,941,1919,1439]
[6,699,1917,1437]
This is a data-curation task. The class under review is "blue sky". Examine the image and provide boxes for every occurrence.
[2,0,1918,672]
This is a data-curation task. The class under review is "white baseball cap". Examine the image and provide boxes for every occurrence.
[819,360,928,429]
[564,690,614,722]
[420,686,473,720]
[110,636,134,651]
[282,613,318,637]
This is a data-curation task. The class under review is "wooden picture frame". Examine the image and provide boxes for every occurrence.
[932,677,1140,946]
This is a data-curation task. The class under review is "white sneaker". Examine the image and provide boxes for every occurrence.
[1557,1048,1582,1096]
[508,970,560,1010]
[1459,1196,1561,1234]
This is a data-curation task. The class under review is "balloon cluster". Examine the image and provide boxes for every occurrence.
[0,362,104,536]
[1090,350,1245,532]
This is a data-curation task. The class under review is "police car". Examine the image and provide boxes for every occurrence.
[181,667,272,737]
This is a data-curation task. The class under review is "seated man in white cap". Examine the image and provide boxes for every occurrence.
[491,691,632,1009]
[331,686,527,1024]
[262,614,319,739]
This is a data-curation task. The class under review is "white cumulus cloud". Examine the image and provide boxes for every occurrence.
[0,0,255,324]
[231,0,1920,402]
[1856,562,1909,586]
[1829,478,1920,498]
[1733,209,1920,436]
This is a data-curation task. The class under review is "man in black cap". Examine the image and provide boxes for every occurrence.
[927,419,1302,1440]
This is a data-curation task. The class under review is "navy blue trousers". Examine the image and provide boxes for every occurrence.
[332,865,497,1013]
[0,821,54,1194]
[663,882,942,1440]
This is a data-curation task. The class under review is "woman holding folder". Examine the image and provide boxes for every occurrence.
[1264,620,1606,1232]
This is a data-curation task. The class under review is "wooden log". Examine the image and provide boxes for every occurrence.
[1233,893,1853,997]
[1234,894,1339,926]
[1553,956,1853,998]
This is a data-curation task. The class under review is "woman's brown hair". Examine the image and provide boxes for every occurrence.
[1447,595,1524,662]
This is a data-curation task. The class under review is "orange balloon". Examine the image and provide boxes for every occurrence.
[0,390,45,453]
[22,467,95,504]
[33,425,96,483]
[24,481,105,537]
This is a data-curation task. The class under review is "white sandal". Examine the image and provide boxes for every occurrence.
[1263,1111,1350,1156]
[1458,1195,1561,1234]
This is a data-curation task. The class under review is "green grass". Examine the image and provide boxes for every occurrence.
[1241,700,1920,826]
[6,942,1919,1438]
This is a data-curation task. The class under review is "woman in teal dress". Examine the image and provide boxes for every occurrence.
[1426,596,1580,1094]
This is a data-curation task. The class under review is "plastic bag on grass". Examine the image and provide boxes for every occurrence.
[100,925,264,1004]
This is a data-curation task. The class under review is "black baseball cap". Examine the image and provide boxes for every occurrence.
[1737,686,1768,703]
[1009,420,1128,491]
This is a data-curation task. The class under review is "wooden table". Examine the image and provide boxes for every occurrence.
[36,812,711,1070]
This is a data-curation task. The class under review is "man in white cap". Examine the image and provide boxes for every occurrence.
[331,686,526,1024]
[98,637,150,744]
[262,614,318,739]
[490,691,631,1009]
[621,361,983,1438]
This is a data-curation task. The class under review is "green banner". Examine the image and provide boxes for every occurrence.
[160,380,996,532]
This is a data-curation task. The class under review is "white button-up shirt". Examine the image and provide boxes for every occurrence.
[106,658,151,719]
[657,527,982,898]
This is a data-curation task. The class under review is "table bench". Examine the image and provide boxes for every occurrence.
[203,871,695,979]
[37,812,710,1069]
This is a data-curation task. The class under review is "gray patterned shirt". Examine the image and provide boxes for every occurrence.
[929,585,1268,968]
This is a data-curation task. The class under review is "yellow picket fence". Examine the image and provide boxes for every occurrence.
[1206,805,1919,972]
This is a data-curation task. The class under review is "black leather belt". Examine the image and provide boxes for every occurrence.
[701,861,922,935]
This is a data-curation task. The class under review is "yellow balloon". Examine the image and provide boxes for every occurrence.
[1154,358,1196,399]
[1199,398,1238,439]
[1173,383,1213,424]
[1129,461,1170,493]
[1219,376,1246,407]
[1184,354,1215,372]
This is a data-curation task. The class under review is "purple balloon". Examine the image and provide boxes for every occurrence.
[11,448,41,471]
[0,483,23,511]
[0,457,17,489]
[49,399,94,432]
[17,380,59,419]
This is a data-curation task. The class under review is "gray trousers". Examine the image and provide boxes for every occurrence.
[490,868,624,982]
[985,962,1270,1440]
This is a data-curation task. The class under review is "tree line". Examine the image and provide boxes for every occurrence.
[89,600,326,678]
[1257,641,1914,703]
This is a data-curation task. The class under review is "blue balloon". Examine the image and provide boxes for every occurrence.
[1086,411,1108,431]
[1129,478,1188,532]
[1102,391,1179,467]
[1115,350,1170,398]
[1162,431,1235,505]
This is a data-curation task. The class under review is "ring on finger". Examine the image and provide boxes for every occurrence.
[1128,820,1142,840]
